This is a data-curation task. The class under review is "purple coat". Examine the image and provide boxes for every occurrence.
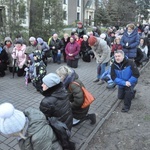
[65,42,80,60]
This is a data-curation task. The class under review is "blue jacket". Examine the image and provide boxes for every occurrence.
[120,28,140,58]
[111,57,140,88]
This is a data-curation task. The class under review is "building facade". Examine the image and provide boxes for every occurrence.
[62,0,95,26]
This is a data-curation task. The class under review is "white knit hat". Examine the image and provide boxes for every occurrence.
[100,33,106,39]
[29,36,36,42]
[42,73,61,88]
[0,103,26,135]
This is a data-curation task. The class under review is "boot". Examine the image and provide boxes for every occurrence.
[87,113,96,124]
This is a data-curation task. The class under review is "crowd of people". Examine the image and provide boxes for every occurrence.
[0,22,150,149]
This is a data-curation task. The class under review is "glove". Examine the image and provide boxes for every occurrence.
[125,46,131,49]
[123,45,130,49]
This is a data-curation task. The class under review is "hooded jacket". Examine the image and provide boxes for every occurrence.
[3,37,14,67]
[40,83,73,131]
[12,44,27,68]
[64,71,90,120]
[19,107,62,150]
[120,28,140,58]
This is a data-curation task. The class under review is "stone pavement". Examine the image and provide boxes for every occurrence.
[0,58,119,150]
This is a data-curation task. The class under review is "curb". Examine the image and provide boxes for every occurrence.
[79,60,150,150]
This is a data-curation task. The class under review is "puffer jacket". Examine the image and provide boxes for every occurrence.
[40,83,73,131]
[91,38,111,64]
[12,44,27,68]
[111,57,140,88]
[120,28,140,58]
[64,71,89,120]
[65,41,80,60]
[19,107,62,150]
[3,37,14,67]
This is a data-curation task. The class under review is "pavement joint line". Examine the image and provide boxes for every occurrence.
[79,60,150,150]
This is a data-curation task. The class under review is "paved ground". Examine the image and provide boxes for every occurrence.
[0,58,119,150]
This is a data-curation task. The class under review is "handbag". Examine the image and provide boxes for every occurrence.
[74,54,79,59]
[69,81,95,108]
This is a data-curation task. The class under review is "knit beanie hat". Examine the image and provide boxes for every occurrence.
[0,103,26,135]
[42,73,61,88]
[100,33,106,39]
[29,37,36,42]
[15,38,23,45]
[88,36,97,46]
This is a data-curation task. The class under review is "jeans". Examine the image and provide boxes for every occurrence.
[97,63,107,79]
[53,53,61,63]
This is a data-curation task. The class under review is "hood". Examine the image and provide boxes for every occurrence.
[4,37,13,44]
[63,71,79,88]
[42,83,67,100]
[24,108,48,136]
[124,28,138,38]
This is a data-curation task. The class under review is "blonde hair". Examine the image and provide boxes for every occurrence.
[127,23,135,30]
[56,65,73,81]
[10,130,27,140]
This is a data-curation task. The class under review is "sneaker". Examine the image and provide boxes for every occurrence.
[107,83,116,89]
[87,113,96,124]
[121,107,129,113]
[72,118,81,126]
[97,80,105,85]
[93,79,99,82]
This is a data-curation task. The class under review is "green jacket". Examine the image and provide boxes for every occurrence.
[19,108,62,150]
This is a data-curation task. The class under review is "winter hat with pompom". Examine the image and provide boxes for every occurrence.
[0,103,26,135]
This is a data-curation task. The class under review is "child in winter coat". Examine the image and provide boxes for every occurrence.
[101,66,116,89]
[32,50,46,92]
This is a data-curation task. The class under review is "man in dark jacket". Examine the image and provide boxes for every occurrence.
[111,50,140,112]
[40,73,73,131]
[49,34,64,64]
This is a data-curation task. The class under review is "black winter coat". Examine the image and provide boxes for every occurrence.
[0,49,8,72]
[40,83,73,131]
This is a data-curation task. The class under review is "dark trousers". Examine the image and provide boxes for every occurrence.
[118,86,136,109]
[53,53,61,63]
[67,59,78,68]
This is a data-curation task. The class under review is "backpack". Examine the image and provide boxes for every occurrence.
[69,81,95,108]
[48,117,75,150]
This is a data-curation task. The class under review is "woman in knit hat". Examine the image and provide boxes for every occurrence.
[0,102,62,150]
[3,37,14,72]
[56,65,96,126]
[39,73,73,131]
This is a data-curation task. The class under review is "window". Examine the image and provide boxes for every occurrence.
[19,4,26,19]
[0,9,3,27]
[63,11,67,20]
[45,7,50,20]
[63,0,67,4]
[77,0,80,6]
[77,12,80,20]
